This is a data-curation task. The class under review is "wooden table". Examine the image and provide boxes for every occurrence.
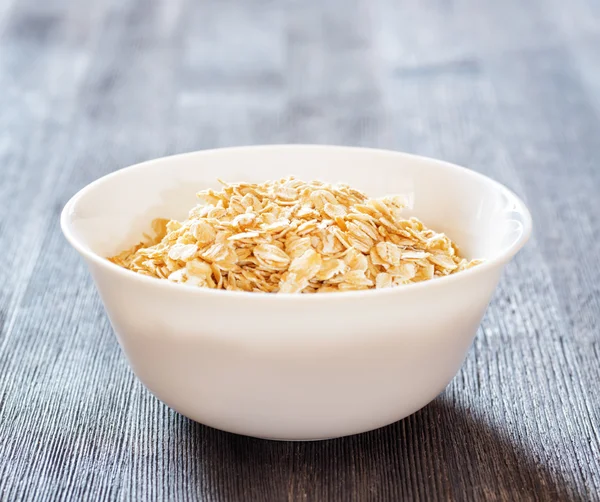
[0,0,598,500]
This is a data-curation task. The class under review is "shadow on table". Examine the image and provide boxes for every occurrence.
[179,397,585,501]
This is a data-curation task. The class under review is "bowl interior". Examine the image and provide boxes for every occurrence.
[62,146,530,261]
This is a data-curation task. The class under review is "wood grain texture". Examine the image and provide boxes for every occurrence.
[0,0,599,500]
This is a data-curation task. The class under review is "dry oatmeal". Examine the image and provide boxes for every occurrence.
[109,178,482,293]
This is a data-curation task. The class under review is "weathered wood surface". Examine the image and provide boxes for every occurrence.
[0,0,598,500]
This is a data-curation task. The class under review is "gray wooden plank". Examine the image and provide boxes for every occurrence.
[175,0,286,150]
[0,0,598,501]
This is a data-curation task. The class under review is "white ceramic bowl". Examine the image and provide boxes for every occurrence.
[61,145,531,440]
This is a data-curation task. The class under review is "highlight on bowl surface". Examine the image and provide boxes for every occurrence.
[109,177,482,293]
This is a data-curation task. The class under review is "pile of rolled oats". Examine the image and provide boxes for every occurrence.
[109,178,481,293]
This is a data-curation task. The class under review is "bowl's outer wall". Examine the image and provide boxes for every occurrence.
[88,258,503,440]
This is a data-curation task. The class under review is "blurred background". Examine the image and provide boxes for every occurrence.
[1,0,599,500]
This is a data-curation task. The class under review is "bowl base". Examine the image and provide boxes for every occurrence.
[255,436,334,442]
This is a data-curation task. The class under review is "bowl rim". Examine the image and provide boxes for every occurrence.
[60,144,533,301]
